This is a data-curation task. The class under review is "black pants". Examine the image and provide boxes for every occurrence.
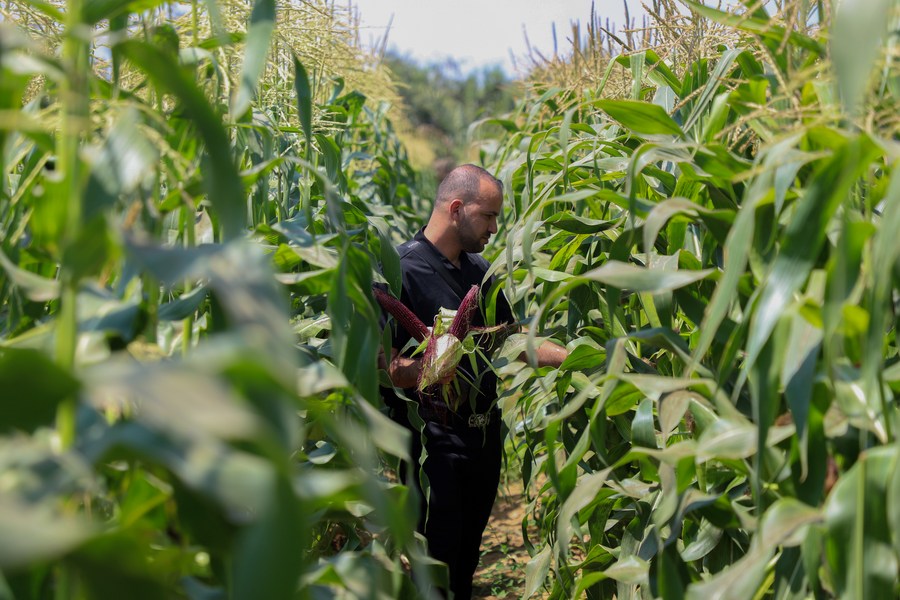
[400,411,502,600]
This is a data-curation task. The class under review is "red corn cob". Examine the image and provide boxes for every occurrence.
[448,285,480,339]
[373,287,430,342]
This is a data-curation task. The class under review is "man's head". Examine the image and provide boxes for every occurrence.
[432,164,503,254]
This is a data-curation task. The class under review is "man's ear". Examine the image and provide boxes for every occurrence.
[448,198,464,219]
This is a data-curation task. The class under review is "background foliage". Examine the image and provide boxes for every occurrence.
[1,0,899,599]
[1,0,434,597]
[384,54,516,174]
[474,0,900,598]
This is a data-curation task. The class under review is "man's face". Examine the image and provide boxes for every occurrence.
[457,178,502,254]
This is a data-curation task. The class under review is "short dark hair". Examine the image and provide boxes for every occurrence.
[435,164,503,206]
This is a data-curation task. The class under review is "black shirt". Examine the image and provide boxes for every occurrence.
[382,228,514,416]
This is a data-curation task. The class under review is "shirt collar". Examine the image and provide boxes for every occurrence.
[414,227,469,270]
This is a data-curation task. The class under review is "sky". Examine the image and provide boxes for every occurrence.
[350,0,648,76]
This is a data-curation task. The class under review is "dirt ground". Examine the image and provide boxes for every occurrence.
[472,480,542,599]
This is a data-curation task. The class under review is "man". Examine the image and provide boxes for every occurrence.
[379,164,567,599]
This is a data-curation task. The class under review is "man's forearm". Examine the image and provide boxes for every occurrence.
[517,339,568,368]
[537,340,568,368]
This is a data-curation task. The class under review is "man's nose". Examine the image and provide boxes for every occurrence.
[488,219,498,234]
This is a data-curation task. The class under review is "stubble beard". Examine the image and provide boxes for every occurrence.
[457,219,487,254]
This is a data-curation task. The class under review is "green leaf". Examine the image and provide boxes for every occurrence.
[689,133,802,372]
[126,241,295,378]
[64,215,118,281]
[524,544,552,598]
[68,533,169,600]
[832,0,893,115]
[696,419,756,461]
[545,212,618,234]
[680,520,723,561]
[0,497,95,569]
[556,468,614,556]
[682,1,824,55]
[603,555,650,584]
[232,478,305,600]
[354,397,410,460]
[825,446,899,599]
[656,543,688,600]
[293,55,313,147]
[232,0,275,119]
[616,49,682,95]
[124,240,223,285]
[370,217,402,295]
[158,286,210,321]
[93,421,277,525]
[861,169,900,436]
[740,135,878,391]
[0,247,60,301]
[596,99,684,137]
[686,499,821,599]
[632,398,657,448]
[116,471,170,528]
[84,359,265,441]
[644,197,707,255]
[84,107,159,219]
[560,343,605,372]
[682,48,742,133]
[659,390,694,445]
[275,269,335,295]
[519,267,572,283]
[296,360,350,397]
[580,260,714,293]
[118,40,246,240]
[782,308,822,483]
[81,0,167,25]
[327,244,380,403]
[0,348,79,433]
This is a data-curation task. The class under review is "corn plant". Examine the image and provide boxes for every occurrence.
[472,1,900,598]
[0,1,439,597]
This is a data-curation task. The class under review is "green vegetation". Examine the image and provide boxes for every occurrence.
[477,1,900,597]
[385,54,517,170]
[1,0,899,598]
[1,1,427,597]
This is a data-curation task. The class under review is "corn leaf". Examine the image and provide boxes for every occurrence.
[232,0,276,119]
[832,0,893,115]
[596,99,685,137]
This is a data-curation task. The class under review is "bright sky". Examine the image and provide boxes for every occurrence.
[350,0,647,76]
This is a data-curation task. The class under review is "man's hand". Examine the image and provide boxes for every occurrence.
[437,369,456,385]
[386,348,423,389]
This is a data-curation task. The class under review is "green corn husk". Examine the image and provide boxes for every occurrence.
[418,333,465,390]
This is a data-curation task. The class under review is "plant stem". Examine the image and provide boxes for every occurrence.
[181,203,196,356]
[192,0,199,46]
[56,283,78,448]
[55,0,88,450]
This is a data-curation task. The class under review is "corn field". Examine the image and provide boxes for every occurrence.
[1,0,899,599]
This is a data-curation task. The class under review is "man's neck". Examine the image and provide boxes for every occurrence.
[423,223,462,268]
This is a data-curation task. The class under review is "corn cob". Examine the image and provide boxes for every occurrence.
[373,287,429,342]
[448,285,479,339]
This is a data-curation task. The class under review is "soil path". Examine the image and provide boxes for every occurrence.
[472,481,543,599]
